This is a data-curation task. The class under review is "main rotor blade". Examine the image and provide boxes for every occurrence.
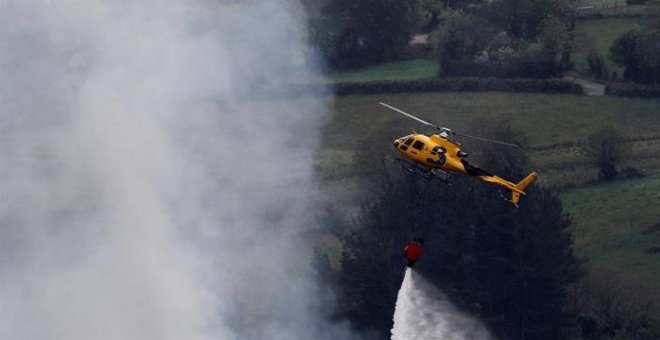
[452,132,520,148]
[378,102,441,130]
[379,102,519,148]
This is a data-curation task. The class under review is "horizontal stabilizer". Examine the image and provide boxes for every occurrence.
[510,172,538,205]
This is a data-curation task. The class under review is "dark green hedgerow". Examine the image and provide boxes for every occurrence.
[605,83,660,98]
[330,78,585,96]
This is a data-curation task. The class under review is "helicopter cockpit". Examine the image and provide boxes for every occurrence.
[393,135,414,151]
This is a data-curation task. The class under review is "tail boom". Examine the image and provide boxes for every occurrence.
[476,172,538,205]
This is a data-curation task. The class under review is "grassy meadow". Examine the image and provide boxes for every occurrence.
[562,175,660,306]
[326,59,439,83]
[321,92,660,185]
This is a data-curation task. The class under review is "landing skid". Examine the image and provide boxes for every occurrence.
[395,157,450,184]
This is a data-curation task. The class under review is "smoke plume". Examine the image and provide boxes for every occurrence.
[391,269,492,340]
[0,1,348,339]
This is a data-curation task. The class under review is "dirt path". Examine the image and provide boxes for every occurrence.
[565,76,606,96]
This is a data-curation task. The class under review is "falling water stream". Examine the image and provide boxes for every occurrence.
[391,268,492,340]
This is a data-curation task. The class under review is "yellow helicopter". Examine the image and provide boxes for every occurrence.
[379,102,538,206]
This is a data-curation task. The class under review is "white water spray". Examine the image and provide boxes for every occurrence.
[391,269,492,340]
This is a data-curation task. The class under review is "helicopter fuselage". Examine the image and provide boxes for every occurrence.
[394,133,468,174]
[380,101,537,206]
[393,133,537,205]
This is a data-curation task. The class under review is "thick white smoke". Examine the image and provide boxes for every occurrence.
[391,269,492,340]
[0,1,349,339]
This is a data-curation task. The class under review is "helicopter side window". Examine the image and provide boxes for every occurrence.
[412,140,425,151]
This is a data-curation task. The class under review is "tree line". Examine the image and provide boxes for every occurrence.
[302,0,660,84]
[301,0,573,77]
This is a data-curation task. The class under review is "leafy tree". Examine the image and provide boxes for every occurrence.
[419,0,445,32]
[643,0,660,82]
[336,121,580,339]
[432,0,572,78]
[610,30,649,83]
[609,1,660,84]
[485,0,573,39]
[581,126,631,181]
[434,11,496,76]
[538,16,570,58]
[303,0,423,69]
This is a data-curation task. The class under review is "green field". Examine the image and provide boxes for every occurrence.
[562,175,660,305]
[590,0,630,8]
[326,59,439,83]
[326,93,659,145]
[589,0,616,7]
[573,17,641,77]
[598,4,646,16]
[321,93,660,185]
[584,0,645,15]
[319,91,660,213]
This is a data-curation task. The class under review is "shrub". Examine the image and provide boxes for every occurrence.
[581,125,631,181]
[569,271,656,340]
[605,83,660,97]
[609,28,660,84]
[620,167,644,179]
[644,246,660,253]
[331,78,584,96]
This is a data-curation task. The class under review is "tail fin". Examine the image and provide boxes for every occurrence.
[510,172,538,205]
